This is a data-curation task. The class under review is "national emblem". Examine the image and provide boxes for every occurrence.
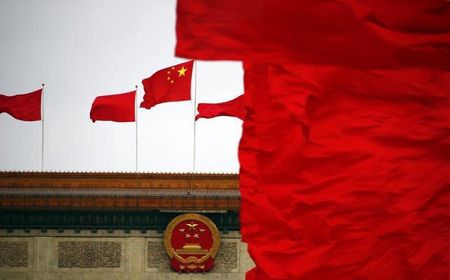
[164,213,221,273]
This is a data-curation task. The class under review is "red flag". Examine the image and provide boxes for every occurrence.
[240,63,450,280]
[90,91,136,122]
[176,0,450,69]
[140,60,193,109]
[176,1,450,279]
[195,94,245,121]
[0,89,42,121]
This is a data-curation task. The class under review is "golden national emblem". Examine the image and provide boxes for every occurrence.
[164,213,221,272]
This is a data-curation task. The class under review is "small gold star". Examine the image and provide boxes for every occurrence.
[177,66,188,77]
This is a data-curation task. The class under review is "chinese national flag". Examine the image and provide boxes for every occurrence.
[176,1,450,280]
[140,60,193,109]
[195,94,245,121]
[0,89,42,121]
[90,91,136,122]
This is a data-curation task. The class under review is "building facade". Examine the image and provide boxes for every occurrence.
[0,172,253,279]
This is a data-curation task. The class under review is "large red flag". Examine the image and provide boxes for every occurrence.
[140,60,193,109]
[176,1,450,279]
[90,91,136,122]
[195,94,245,121]
[0,89,42,121]
[240,63,450,280]
[176,0,450,69]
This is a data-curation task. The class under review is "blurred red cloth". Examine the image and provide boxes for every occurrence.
[176,0,450,69]
[176,1,450,279]
[241,63,450,279]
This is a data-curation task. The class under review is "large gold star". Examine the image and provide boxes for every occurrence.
[186,221,198,231]
[177,66,188,77]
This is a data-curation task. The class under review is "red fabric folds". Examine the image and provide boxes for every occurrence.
[0,89,42,121]
[241,63,450,280]
[195,94,245,121]
[176,1,450,279]
[176,0,450,69]
[90,91,136,122]
[140,60,193,109]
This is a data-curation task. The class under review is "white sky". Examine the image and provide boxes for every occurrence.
[0,0,244,173]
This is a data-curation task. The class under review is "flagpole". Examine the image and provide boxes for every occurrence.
[135,85,139,187]
[190,60,198,195]
[41,83,45,186]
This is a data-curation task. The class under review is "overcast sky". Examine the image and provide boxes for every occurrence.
[0,0,244,173]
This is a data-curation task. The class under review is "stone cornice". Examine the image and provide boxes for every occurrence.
[0,172,240,211]
[0,171,239,189]
[0,171,238,179]
[0,187,240,198]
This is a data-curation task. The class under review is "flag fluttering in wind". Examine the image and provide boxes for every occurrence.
[195,94,245,121]
[176,0,450,69]
[176,1,450,279]
[140,60,193,109]
[0,89,42,121]
[90,91,136,122]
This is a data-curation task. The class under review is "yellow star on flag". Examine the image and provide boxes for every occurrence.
[177,66,188,77]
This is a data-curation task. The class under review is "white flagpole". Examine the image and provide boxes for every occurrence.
[41,83,45,186]
[135,85,139,187]
[190,61,198,195]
